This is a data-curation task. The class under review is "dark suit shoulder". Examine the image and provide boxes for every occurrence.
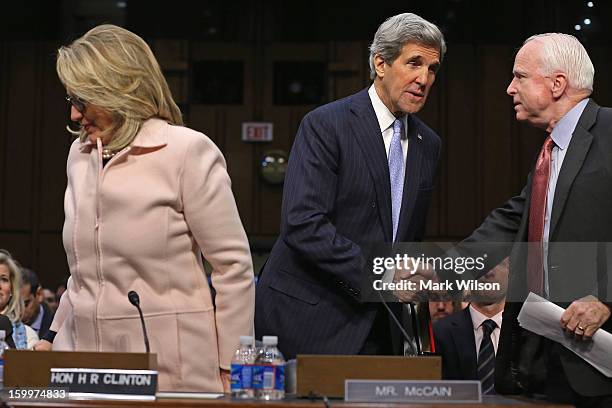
[302,90,360,121]
[595,105,612,124]
[297,92,362,142]
[433,308,477,381]
[433,308,471,335]
[598,104,612,113]
[37,301,55,338]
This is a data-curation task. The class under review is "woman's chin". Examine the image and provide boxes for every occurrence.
[87,133,101,144]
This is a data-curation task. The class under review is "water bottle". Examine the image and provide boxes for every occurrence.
[230,335,255,398]
[253,335,285,400]
[0,329,9,389]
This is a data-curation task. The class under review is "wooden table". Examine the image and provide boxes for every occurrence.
[3,395,574,408]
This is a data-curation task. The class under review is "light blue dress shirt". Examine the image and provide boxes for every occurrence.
[542,98,589,296]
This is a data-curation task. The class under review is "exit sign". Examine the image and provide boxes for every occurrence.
[242,122,273,142]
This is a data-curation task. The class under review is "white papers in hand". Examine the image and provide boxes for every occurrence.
[517,292,612,377]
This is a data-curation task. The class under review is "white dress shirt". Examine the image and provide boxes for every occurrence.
[368,85,409,167]
[468,305,503,356]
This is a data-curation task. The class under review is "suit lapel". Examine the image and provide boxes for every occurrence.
[450,308,478,380]
[349,89,393,242]
[550,100,598,236]
[395,114,424,241]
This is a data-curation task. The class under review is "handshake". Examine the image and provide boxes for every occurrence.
[389,260,438,303]
[385,255,509,304]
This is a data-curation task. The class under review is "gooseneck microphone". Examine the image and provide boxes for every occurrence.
[377,291,419,355]
[0,314,17,349]
[127,291,150,354]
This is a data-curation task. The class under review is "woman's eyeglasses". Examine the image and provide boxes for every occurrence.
[65,95,86,113]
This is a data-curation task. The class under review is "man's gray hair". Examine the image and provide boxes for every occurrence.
[524,33,594,92]
[369,13,446,80]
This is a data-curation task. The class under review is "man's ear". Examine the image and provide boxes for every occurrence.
[374,54,386,79]
[35,285,43,302]
[551,72,568,98]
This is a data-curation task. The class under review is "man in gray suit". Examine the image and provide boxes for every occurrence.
[403,33,612,407]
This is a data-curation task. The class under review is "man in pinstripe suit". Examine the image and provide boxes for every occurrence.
[255,13,445,359]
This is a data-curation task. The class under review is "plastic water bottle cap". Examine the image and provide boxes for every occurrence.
[239,335,253,345]
[262,335,278,346]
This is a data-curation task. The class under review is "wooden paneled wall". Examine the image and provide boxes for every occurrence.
[1,40,611,287]
[0,41,71,288]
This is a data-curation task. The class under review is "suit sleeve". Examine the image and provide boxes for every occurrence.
[280,111,363,297]
[181,134,255,370]
[439,182,529,282]
[464,183,528,244]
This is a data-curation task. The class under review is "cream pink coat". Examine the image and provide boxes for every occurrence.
[50,118,255,392]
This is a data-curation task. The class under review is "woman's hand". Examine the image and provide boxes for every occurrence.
[33,339,52,351]
[220,368,231,393]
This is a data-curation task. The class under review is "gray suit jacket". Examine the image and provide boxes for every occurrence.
[460,100,612,397]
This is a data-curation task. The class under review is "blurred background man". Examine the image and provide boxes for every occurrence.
[20,268,54,339]
[42,288,58,313]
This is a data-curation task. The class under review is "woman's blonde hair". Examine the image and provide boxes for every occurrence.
[0,249,24,324]
[56,24,183,151]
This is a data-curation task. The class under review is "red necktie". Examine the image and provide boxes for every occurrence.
[527,136,555,295]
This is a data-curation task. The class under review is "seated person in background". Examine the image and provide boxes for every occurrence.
[0,250,40,349]
[55,282,66,301]
[21,268,55,338]
[433,257,509,394]
[42,288,58,313]
[429,288,468,323]
[429,295,455,323]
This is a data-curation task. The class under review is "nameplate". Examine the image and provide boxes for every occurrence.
[345,380,481,403]
[49,368,157,400]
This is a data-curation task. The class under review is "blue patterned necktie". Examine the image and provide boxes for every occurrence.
[389,118,405,242]
[477,319,498,395]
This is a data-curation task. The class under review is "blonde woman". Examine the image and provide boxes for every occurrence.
[0,250,39,349]
[34,25,255,393]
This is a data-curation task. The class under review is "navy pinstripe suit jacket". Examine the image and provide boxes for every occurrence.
[255,88,442,359]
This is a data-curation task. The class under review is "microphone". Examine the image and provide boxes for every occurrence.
[0,314,17,349]
[377,291,419,355]
[127,291,150,354]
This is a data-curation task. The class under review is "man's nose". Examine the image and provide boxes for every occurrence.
[415,67,430,86]
[507,78,517,96]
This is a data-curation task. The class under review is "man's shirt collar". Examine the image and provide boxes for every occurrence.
[550,98,589,150]
[368,84,403,133]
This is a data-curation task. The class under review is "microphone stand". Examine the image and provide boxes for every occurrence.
[128,291,150,354]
